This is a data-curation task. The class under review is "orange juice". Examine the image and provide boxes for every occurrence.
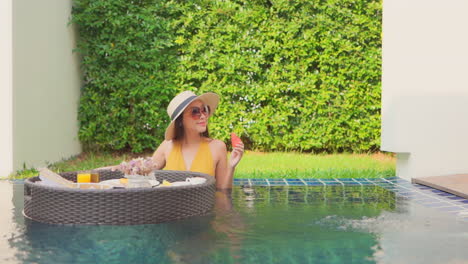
[77,173,100,183]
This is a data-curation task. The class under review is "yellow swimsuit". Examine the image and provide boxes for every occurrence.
[165,140,215,177]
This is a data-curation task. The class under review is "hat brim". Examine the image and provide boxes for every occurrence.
[164,92,220,140]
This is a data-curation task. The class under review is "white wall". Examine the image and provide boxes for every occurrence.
[0,0,13,177]
[382,0,468,179]
[7,0,81,175]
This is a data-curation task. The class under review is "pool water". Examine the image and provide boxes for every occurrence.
[2,180,468,264]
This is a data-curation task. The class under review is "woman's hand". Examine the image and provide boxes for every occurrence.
[229,142,244,168]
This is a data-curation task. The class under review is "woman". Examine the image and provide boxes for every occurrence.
[151,91,244,189]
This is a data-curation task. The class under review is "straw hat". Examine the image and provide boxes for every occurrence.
[165,91,220,140]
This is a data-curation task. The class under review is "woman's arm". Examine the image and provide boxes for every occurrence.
[213,140,244,189]
[151,140,170,170]
[94,141,169,172]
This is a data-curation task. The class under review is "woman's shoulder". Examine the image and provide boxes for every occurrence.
[153,139,175,161]
[157,139,177,153]
[205,138,227,151]
[160,139,173,147]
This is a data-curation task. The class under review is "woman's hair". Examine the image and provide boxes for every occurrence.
[174,114,209,140]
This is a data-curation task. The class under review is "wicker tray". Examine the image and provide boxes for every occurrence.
[23,170,216,225]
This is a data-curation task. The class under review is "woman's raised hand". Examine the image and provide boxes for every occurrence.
[229,142,244,168]
[229,133,244,168]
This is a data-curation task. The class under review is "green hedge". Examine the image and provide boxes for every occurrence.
[72,0,178,152]
[72,0,382,153]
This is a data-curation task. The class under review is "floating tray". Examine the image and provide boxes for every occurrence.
[23,170,215,225]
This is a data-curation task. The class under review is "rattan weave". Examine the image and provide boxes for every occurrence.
[24,170,215,225]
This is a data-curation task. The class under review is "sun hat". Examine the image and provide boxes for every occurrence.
[165,91,220,140]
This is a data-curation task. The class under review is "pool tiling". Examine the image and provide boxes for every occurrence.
[233,177,468,222]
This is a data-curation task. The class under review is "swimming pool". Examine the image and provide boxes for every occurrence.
[2,178,468,264]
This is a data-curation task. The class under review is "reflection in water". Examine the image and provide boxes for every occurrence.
[166,189,246,264]
[371,202,468,264]
[8,188,246,264]
[314,199,468,264]
[4,182,468,264]
[0,182,20,264]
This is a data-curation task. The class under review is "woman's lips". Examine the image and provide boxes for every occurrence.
[198,122,206,126]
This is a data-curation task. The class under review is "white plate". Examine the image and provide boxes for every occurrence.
[186,177,206,185]
[148,180,160,187]
[99,179,125,188]
[171,181,192,187]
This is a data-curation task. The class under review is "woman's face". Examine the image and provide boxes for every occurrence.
[182,100,210,134]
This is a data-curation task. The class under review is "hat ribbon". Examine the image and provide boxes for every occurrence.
[171,95,198,120]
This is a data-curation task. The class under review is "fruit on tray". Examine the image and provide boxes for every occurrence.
[119,178,129,184]
[161,180,172,187]
[230,132,242,148]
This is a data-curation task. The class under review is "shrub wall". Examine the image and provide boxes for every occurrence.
[72,0,178,152]
[72,0,382,152]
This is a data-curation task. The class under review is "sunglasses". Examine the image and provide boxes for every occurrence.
[188,105,211,120]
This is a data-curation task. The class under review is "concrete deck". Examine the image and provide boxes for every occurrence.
[412,174,468,199]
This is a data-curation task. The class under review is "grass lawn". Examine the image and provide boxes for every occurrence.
[9,151,395,180]
[236,151,395,178]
